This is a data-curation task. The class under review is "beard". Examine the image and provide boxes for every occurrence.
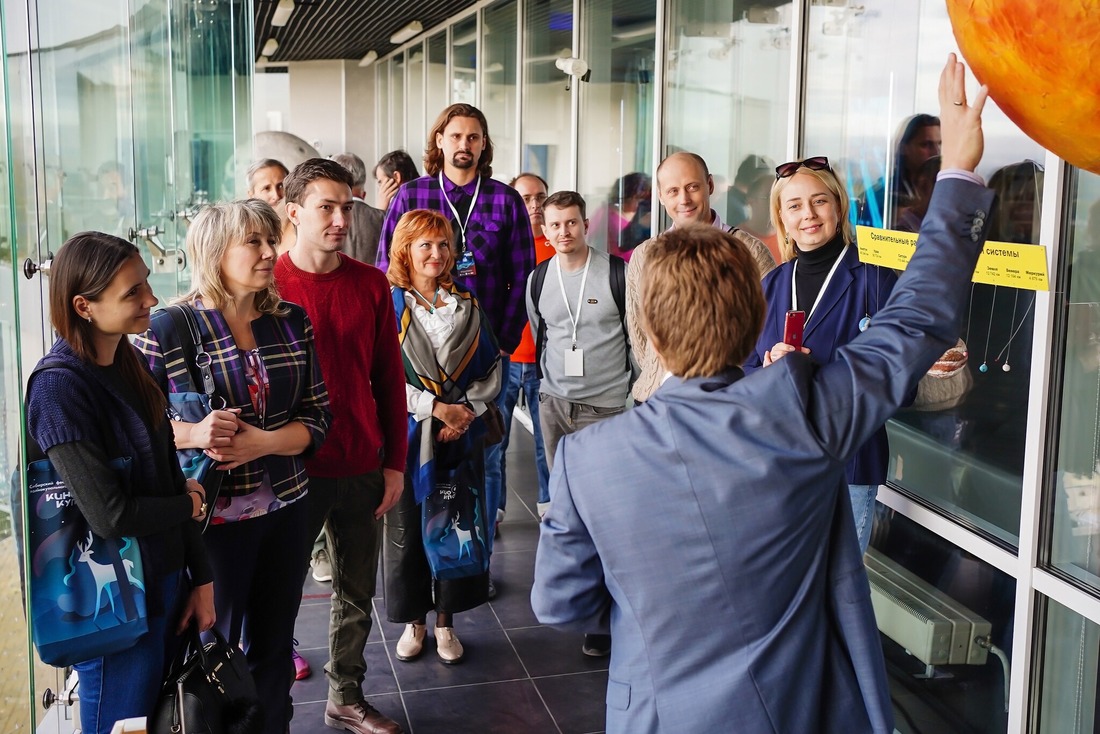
[451,152,475,169]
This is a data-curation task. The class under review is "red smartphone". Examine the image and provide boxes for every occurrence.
[783,310,806,352]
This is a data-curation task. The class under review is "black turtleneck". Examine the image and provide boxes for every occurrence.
[794,233,846,314]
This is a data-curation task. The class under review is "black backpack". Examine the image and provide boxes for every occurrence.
[529,253,629,380]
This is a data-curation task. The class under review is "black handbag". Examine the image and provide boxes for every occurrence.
[151,624,262,734]
[165,304,226,532]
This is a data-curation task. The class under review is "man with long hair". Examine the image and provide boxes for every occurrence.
[376,104,536,580]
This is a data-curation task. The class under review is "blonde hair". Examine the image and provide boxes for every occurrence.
[642,225,765,377]
[770,163,854,261]
[178,199,287,315]
[386,210,456,291]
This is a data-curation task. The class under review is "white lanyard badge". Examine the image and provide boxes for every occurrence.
[439,172,481,252]
[791,244,849,318]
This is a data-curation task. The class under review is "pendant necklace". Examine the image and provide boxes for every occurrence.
[979,286,997,373]
[993,290,1034,373]
[411,285,441,314]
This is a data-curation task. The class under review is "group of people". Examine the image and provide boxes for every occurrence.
[26,55,998,734]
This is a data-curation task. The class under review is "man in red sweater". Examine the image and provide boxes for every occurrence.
[277,158,407,734]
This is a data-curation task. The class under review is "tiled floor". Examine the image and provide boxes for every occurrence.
[290,426,607,734]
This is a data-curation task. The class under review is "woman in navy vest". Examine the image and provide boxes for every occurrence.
[27,232,215,734]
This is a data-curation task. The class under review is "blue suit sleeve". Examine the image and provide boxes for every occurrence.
[805,178,996,464]
[531,437,612,630]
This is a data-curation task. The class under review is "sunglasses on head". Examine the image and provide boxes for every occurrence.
[775,156,830,180]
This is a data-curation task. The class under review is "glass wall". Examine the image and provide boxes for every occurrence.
[0,3,33,728]
[1050,168,1100,588]
[425,31,448,137]
[452,16,477,105]
[1036,597,1100,732]
[803,0,1046,547]
[663,0,792,249]
[391,52,406,152]
[521,0,572,191]
[407,42,426,159]
[578,0,656,256]
[376,57,391,153]
[2,0,252,726]
[481,0,518,182]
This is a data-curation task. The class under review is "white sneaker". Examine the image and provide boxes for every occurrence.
[396,623,426,661]
[435,626,464,664]
[537,502,551,519]
[311,549,333,583]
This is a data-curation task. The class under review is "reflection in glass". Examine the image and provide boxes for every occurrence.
[1051,170,1100,588]
[801,0,1046,545]
[663,0,791,235]
[482,1,517,182]
[452,17,477,105]
[1036,597,1100,732]
[873,511,1014,733]
[521,0,571,190]
[578,0,656,255]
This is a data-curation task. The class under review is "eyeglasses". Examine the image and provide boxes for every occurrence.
[775,156,830,180]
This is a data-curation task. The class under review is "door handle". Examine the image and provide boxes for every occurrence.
[129,225,186,273]
[23,257,52,279]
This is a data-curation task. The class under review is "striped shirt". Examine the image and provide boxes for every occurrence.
[376,173,536,353]
[135,301,332,502]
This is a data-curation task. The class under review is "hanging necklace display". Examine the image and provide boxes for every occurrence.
[979,286,997,373]
[993,290,1035,373]
[963,284,977,358]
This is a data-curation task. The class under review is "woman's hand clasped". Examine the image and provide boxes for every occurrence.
[762,342,811,367]
[432,402,476,443]
[190,408,242,449]
[203,418,269,471]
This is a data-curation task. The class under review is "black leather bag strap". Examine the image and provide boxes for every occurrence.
[165,305,225,408]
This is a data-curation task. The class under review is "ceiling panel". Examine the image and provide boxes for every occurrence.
[254,0,480,63]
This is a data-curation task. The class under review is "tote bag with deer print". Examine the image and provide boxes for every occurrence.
[25,456,148,667]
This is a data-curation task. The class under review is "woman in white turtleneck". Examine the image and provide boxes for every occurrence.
[744,157,899,554]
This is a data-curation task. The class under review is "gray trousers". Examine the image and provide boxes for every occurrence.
[302,471,385,705]
[539,392,625,470]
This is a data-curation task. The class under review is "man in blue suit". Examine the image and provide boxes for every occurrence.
[531,56,993,734]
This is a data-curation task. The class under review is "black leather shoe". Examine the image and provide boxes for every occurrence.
[324,701,403,734]
[582,633,611,657]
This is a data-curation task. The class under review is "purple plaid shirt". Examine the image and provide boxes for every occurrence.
[377,173,536,353]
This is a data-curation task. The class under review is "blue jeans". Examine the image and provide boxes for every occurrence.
[484,355,510,552]
[75,571,183,734]
[848,484,878,554]
[499,361,550,503]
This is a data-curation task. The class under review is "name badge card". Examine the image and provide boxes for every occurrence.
[456,250,477,277]
[564,348,584,377]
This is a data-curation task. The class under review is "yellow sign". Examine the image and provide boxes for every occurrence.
[855,225,1049,291]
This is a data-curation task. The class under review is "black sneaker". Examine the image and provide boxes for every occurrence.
[582,633,611,657]
[487,573,498,600]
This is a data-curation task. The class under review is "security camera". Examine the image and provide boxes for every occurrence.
[554,56,590,79]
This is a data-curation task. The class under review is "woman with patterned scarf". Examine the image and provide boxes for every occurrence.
[383,209,501,665]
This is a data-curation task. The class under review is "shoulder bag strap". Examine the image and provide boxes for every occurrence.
[166,305,224,408]
[529,259,551,380]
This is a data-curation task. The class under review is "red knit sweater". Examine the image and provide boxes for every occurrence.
[275,253,407,476]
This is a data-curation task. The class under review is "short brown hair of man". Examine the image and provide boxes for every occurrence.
[424,104,494,179]
[642,225,765,377]
[283,157,355,205]
[386,209,457,292]
[542,190,587,220]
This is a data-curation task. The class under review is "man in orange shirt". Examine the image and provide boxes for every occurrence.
[485,173,555,534]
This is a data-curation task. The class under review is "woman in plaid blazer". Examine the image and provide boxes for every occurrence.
[135,199,331,734]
